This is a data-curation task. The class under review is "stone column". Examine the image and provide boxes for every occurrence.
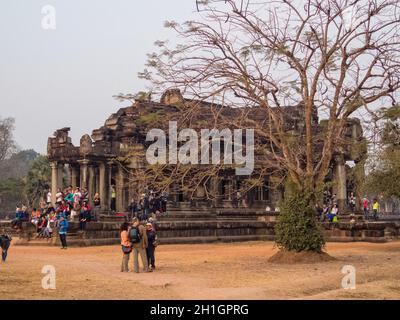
[50,161,58,205]
[88,165,96,204]
[108,161,115,212]
[57,163,64,190]
[95,168,100,196]
[79,160,89,190]
[211,177,221,207]
[99,162,110,213]
[116,164,125,212]
[334,155,347,212]
[69,165,79,188]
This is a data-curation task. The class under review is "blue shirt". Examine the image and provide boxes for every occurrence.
[59,220,69,234]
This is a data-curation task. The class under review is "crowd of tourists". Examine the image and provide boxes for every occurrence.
[314,191,382,222]
[9,186,164,253]
[127,190,168,221]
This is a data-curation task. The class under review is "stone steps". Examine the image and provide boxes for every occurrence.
[159,234,276,244]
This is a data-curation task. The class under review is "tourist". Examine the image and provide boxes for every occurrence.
[11,206,24,231]
[0,234,12,262]
[110,186,116,212]
[161,191,168,213]
[349,192,356,212]
[73,187,82,204]
[372,199,380,221]
[130,217,151,273]
[128,197,138,220]
[64,188,74,204]
[79,201,91,231]
[145,222,157,270]
[142,193,150,220]
[37,216,48,237]
[55,188,64,206]
[31,207,40,227]
[328,204,339,222]
[46,189,52,205]
[362,196,369,220]
[81,188,89,204]
[41,216,53,239]
[120,222,132,272]
[93,192,100,221]
[58,215,69,249]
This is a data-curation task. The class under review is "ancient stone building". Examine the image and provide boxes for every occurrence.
[47,90,366,214]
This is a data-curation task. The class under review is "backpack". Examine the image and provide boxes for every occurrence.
[129,227,141,244]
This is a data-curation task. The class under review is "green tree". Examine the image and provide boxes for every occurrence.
[365,106,400,198]
[25,155,51,206]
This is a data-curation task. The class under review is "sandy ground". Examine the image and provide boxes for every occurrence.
[0,241,400,300]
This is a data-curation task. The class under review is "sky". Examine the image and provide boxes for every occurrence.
[0,0,197,154]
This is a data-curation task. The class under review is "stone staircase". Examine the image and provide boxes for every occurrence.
[3,208,400,246]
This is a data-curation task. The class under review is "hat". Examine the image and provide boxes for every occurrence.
[146,222,152,227]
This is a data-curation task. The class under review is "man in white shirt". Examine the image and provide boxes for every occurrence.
[46,189,52,204]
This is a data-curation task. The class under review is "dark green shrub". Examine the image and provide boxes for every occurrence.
[275,192,325,252]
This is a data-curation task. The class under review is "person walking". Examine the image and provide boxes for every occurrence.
[349,192,356,212]
[362,196,370,220]
[129,218,151,273]
[58,215,69,249]
[0,234,12,262]
[372,199,380,221]
[145,222,157,270]
[120,222,132,272]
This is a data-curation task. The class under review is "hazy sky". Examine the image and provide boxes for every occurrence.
[0,0,197,153]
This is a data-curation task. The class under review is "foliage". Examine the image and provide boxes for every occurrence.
[365,106,400,198]
[0,178,27,216]
[0,149,39,180]
[24,155,51,207]
[0,117,16,161]
[275,192,325,252]
[135,111,165,127]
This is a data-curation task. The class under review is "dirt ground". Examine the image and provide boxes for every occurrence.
[1,241,400,300]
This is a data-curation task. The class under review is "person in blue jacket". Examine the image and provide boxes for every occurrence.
[0,234,12,262]
[58,215,69,249]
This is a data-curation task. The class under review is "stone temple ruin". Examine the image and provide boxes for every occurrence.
[5,89,400,246]
[47,89,363,213]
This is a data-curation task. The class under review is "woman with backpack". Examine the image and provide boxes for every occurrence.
[120,222,132,272]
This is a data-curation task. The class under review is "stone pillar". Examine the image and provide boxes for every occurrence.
[108,161,115,212]
[79,160,89,190]
[50,161,58,205]
[99,162,110,213]
[211,177,221,207]
[57,163,64,190]
[334,155,347,212]
[95,168,100,196]
[88,165,96,204]
[116,164,125,212]
[69,165,79,188]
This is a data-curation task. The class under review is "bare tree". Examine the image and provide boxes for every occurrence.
[0,117,16,162]
[140,0,400,197]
